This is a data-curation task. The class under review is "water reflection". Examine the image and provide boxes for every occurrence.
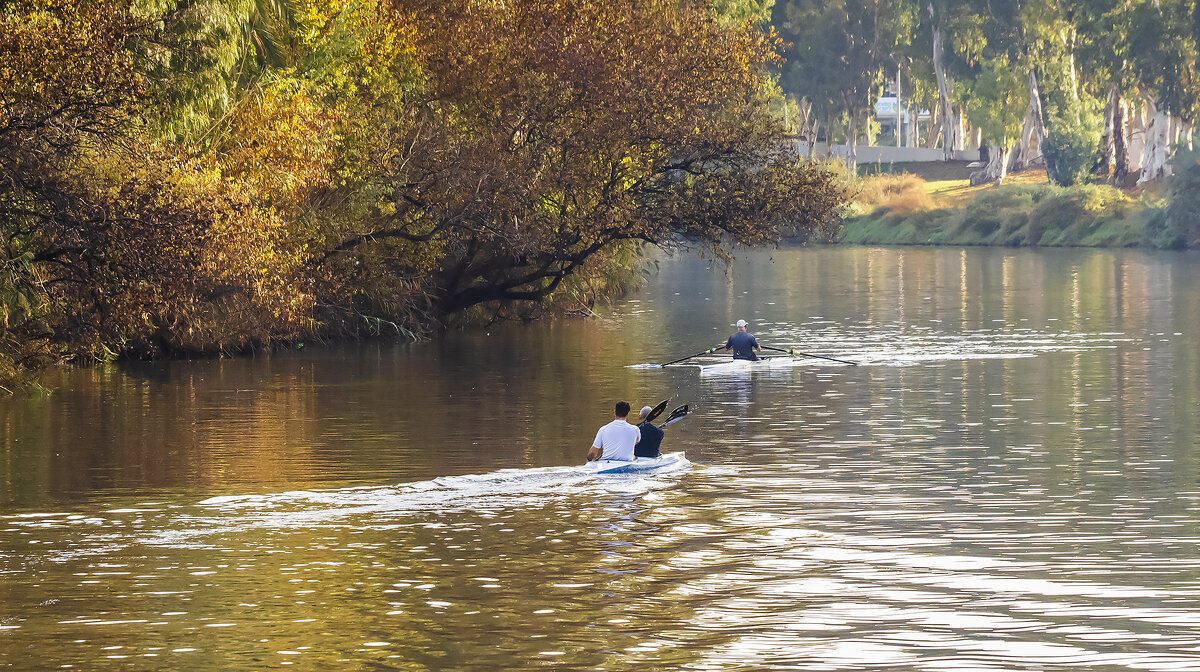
[1,246,1199,670]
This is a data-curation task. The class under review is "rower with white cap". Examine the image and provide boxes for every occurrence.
[634,405,666,458]
[723,319,762,361]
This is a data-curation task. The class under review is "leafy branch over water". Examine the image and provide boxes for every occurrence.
[0,0,848,389]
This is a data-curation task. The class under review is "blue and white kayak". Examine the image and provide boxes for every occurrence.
[583,451,689,474]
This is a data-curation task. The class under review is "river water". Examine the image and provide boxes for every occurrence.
[2,246,1199,671]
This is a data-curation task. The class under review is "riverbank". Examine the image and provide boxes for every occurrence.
[838,162,1199,250]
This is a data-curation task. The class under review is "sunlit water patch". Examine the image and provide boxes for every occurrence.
[629,325,1132,371]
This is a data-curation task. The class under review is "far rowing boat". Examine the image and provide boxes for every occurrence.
[697,356,797,374]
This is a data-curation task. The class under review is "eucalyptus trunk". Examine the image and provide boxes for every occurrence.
[983,142,1012,185]
[1097,85,1117,178]
[929,2,958,160]
[906,105,919,147]
[926,99,942,149]
[1138,89,1173,183]
[1018,111,1037,169]
[1112,96,1129,183]
[846,108,859,170]
[1019,70,1047,170]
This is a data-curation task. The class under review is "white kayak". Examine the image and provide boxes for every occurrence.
[697,356,797,374]
[583,451,689,474]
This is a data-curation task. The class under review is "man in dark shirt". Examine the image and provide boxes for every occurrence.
[634,405,665,458]
[724,319,761,360]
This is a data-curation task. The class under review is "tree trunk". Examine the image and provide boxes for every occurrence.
[1126,100,1146,173]
[907,105,919,147]
[1068,46,1080,117]
[983,142,1012,185]
[1174,119,1193,151]
[846,109,858,170]
[1018,111,1036,170]
[895,67,903,147]
[1138,88,1173,183]
[927,99,942,148]
[929,2,958,160]
[1097,84,1117,178]
[1020,70,1048,171]
[1113,95,1129,184]
[958,110,968,152]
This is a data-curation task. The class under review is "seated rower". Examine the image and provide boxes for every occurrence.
[634,405,665,458]
[724,319,761,361]
[586,401,641,462]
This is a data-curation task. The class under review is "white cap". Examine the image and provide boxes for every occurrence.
[736,319,748,328]
[640,406,654,418]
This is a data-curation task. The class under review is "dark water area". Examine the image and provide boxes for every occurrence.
[2,246,1199,670]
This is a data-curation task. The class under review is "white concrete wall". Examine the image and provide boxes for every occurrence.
[799,142,980,163]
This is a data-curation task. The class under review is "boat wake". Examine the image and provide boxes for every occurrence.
[0,460,691,564]
[154,459,691,548]
[629,328,1132,370]
[193,458,685,519]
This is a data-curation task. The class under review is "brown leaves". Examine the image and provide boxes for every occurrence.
[0,0,847,382]
[317,0,844,316]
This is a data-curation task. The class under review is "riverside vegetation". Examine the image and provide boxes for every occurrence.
[837,162,1200,249]
[0,0,848,391]
[773,0,1200,187]
[770,0,1200,254]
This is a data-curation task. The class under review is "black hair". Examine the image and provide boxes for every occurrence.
[615,401,631,417]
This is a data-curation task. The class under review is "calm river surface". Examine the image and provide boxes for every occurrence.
[2,246,1200,671]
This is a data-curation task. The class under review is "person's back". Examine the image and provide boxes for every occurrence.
[588,401,641,462]
[635,422,664,458]
[726,331,759,360]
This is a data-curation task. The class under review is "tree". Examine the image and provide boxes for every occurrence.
[775,0,919,166]
[1127,0,1199,182]
[2,0,850,388]
[320,0,847,320]
[967,56,1027,184]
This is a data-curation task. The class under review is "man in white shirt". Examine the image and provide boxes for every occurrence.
[586,401,642,462]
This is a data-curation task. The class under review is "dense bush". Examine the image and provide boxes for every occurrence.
[1157,164,1200,249]
[1041,100,1105,187]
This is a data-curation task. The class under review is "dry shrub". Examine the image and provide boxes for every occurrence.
[855,173,932,216]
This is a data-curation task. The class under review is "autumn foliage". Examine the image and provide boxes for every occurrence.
[0,0,847,388]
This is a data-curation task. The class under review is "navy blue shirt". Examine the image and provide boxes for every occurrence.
[635,422,664,457]
[725,332,759,360]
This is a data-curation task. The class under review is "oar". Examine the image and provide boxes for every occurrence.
[762,345,858,366]
[658,404,688,428]
[660,346,725,367]
[643,399,669,424]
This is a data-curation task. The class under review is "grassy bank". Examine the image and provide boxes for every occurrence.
[838,163,1198,250]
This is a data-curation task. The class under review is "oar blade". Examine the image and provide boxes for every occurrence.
[659,404,688,428]
[644,399,669,423]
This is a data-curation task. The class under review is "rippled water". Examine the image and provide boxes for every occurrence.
[2,246,1199,670]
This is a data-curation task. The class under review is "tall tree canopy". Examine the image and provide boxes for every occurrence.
[772,0,1200,184]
